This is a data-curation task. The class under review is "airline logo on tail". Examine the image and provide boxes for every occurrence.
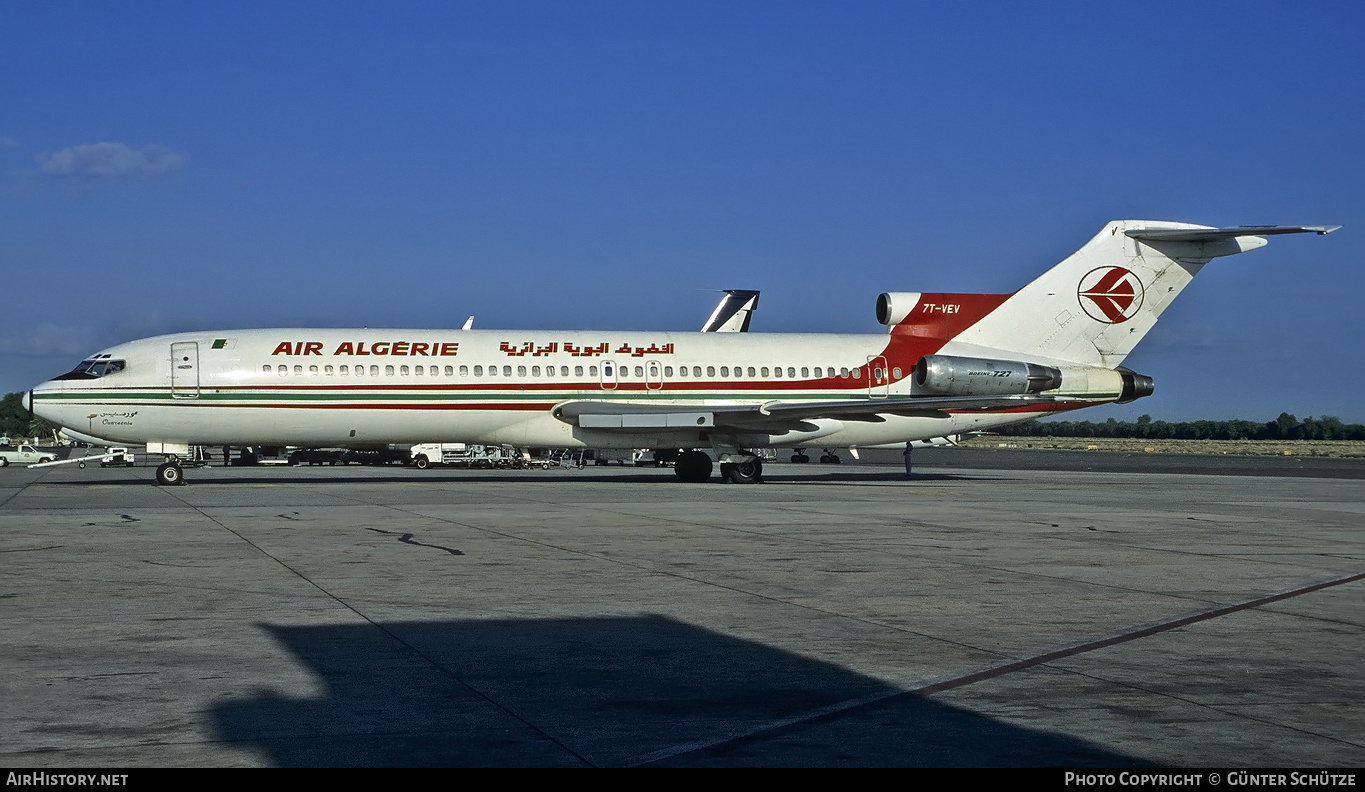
[1078,266,1145,324]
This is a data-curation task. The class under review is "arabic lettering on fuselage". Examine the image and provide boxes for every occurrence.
[500,341,676,358]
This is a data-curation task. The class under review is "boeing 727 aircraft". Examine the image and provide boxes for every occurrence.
[25,220,1337,485]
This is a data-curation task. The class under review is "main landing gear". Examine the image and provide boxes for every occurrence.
[672,449,764,484]
[720,457,763,484]
[788,448,844,464]
[673,450,713,483]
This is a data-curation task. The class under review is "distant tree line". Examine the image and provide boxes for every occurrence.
[2,389,1362,444]
[0,392,60,442]
[997,413,1365,441]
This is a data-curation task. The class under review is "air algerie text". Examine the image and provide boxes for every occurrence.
[271,341,459,357]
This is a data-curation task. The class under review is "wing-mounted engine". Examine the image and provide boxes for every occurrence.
[915,355,1062,396]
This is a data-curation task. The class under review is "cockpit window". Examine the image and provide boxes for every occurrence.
[54,358,127,380]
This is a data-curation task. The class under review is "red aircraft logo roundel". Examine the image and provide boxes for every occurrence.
[1078,266,1145,324]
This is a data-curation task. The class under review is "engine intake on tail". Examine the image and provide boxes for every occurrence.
[915,354,1062,396]
[876,292,922,326]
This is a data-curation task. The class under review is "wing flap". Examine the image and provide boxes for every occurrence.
[554,394,1055,433]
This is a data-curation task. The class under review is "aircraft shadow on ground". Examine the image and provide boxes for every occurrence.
[210,615,1151,767]
[766,471,992,484]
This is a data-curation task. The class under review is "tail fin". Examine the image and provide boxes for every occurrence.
[947,221,1338,367]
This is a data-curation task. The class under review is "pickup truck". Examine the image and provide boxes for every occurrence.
[0,444,58,467]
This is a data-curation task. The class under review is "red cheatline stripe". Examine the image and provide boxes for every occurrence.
[211,378,892,393]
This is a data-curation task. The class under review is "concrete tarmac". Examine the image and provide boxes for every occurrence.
[2,450,1362,767]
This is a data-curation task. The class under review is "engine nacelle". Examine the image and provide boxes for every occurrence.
[876,292,922,326]
[1118,369,1155,403]
[915,355,1062,396]
[1051,366,1154,402]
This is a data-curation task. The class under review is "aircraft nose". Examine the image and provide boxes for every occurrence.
[23,389,32,416]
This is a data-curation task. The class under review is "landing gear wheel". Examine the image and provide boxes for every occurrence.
[673,450,713,483]
[156,462,185,486]
[722,458,763,484]
[78,461,87,469]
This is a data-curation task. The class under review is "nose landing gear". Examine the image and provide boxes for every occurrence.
[156,461,185,486]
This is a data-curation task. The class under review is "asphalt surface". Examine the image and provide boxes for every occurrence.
[2,449,1361,767]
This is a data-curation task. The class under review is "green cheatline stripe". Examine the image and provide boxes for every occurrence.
[32,388,1122,406]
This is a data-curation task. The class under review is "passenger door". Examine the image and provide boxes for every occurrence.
[171,342,200,398]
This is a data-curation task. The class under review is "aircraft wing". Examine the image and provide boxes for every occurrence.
[553,394,1054,434]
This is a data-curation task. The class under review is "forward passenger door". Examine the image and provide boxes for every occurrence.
[171,342,200,398]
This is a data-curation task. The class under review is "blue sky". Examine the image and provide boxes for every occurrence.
[2,1,1361,422]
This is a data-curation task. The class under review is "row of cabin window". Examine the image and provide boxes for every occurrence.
[262,363,904,379]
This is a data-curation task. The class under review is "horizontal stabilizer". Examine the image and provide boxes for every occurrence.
[1125,225,1340,243]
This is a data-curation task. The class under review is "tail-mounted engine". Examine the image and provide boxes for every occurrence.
[1118,368,1155,403]
[876,292,922,326]
[915,355,1062,396]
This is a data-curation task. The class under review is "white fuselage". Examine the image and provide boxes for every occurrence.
[29,327,1096,450]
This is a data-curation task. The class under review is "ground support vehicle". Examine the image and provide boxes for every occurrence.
[410,443,522,469]
[288,448,348,466]
[25,447,133,470]
[0,444,57,467]
[98,448,136,467]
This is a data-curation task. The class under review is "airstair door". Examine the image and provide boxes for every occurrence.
[171,342,200,398]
